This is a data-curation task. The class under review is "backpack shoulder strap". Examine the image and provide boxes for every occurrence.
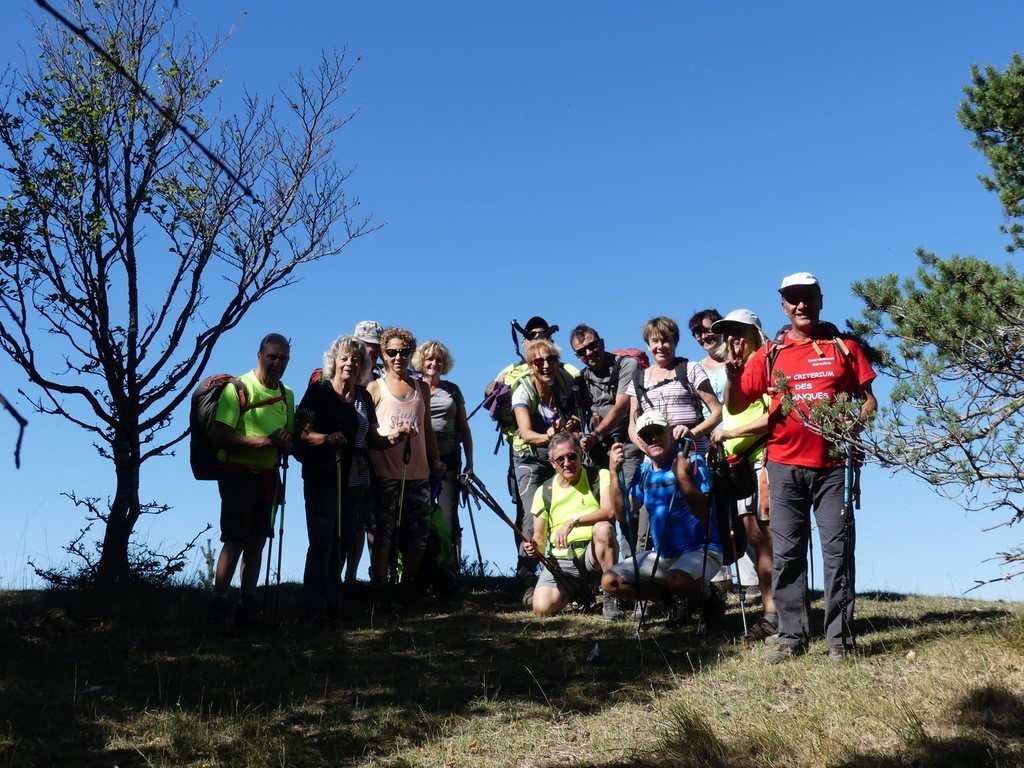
[541,476,555,520]
[673,357,701,404]
[609,354,622,388]
[586,466,601,505]
[632,364,649,414]
[231,377,248,412]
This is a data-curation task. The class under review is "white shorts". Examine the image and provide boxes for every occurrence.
[609,548,723,587]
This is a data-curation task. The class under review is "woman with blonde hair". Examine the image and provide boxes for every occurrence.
[509,336,581,605]
[296,335,410,624]
[366,327,445,604]
[413,340,474,566]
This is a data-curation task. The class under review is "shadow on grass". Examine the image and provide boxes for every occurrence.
[0,580,734,767]
[586,683,1024,768]
[1,581,1017,767]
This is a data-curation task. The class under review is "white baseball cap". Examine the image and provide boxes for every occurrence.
[778,272,820,292]
[635,409,669,435]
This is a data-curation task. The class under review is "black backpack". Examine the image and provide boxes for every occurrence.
[188,374,286,480]
[632,357,701,423]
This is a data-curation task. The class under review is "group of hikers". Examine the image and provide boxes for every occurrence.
[202,270,877,664]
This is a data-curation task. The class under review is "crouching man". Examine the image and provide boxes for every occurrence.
[602,410,725,625]
[522,432,623,618]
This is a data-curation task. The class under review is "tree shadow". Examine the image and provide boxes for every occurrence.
[0,581,737,766]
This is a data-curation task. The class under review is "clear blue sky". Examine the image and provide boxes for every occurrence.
[1,1,1022,599]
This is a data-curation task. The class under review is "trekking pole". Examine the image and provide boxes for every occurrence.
[390,436,413,585]
[695,459,714,637]
[842,442,857,651]
[696,489,712,634]
[274,454,288,625]
[638,451,681,633]
[335,446,344,618]
[459,473,486,577]
[716,446,748,636]
[263,453,282,619]
[617,460,644,633]
[462,472,575,597]
[467,396,487,420]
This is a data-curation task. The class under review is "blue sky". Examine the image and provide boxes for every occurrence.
[1,1,1023,599]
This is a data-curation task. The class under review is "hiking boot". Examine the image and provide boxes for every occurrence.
[664,597,689,628]
[766,643,806,664]
[601,595,623,621]
[206,600,229,634]
[700,589,726,630]
[743,615,780,643]
[521,585,535,610]
[235,601,266,631]
[394,581,429,607]
[370,581,392,611]
[829,644,853,663]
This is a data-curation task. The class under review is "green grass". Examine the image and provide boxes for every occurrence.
[0,580,1021,767]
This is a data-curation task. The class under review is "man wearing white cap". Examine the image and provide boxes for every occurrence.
[724,273,877,663]
[602,409,725,625]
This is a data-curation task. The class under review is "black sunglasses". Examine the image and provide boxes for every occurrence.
[529,354,559,368]
[552,452,579,465]
[574,339,601,358]
[639,425,667,441]
[384,347,412,358]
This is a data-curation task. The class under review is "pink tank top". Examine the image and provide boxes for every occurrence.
[371,376,429,480]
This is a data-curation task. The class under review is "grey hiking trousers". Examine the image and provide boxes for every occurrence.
[767,461,855,648]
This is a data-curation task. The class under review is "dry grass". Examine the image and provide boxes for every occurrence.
[0,581,1021,767]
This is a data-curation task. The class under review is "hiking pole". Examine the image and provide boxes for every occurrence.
[274,454,289,626]
[336,446,344,619]
[467,396,487,420]
[390,436,413,585]
[263,453,282,619]
[617,461,644,633]
[718,447,749,636]
[459,473,486,577]
[695,464,714,637]
[842,442,857,651]
[637,455,679,633]
[462,472,575,597]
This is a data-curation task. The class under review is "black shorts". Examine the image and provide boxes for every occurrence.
[217,469,278,543]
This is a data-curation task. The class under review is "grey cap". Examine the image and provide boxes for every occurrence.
[353,320,383,345]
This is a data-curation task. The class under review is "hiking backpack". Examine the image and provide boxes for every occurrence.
[631,357,702,422]
[576,351,650,430]
[188,374,287,480]
[485,364,579,453]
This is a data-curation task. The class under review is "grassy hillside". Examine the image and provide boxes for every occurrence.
[1,578,1021,767]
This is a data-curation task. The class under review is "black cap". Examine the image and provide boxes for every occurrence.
[524,316,549,332]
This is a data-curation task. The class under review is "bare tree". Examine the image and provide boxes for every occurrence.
[0,0,378,584]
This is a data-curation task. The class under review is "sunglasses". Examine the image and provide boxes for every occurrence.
[573,339,601,358]
[638,425,667,441]
[551,452,579,465]
[781,291,819,306]
[529,354,559,368]
[384,347,412,359]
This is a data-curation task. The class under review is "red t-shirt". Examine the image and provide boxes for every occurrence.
[736,334,876,468]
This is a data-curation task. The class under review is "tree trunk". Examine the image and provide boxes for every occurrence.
[97,427,142,585]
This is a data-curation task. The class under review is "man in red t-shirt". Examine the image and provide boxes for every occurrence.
[724,272,877,664]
